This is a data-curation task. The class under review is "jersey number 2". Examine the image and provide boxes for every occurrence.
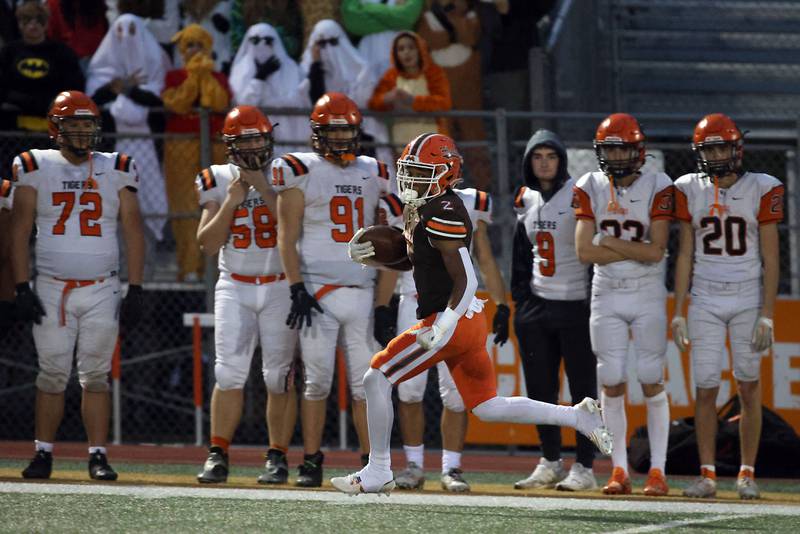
[330,196,364,242]
[700,216,746,256]
[231,205,276,249]
[535,231,555,277]
[52,191,102,236]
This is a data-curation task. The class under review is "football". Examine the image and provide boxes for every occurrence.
[359,225,409,268]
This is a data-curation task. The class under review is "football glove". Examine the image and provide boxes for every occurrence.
[373,305,395,347]
[287,283,323,329]
[347,227,375,264]
[670,316,689,353]
[750,316,774,352]
[15,283,45,325]
[414,308,460,350]
[492,304,510,346]
[120,285,144,329]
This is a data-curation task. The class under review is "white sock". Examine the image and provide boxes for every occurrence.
[404,444,424,469]
[601,391,628,473]
[472,396,578,427]
[363,368,394,478]
[740,464,755,475]
[88,446,107,455]
[442,450,461,473]
[701,464,716,474]
[35,440,53,453]
[645,391,669,473]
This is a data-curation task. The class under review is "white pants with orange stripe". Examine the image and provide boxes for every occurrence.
[213,273,297,392]
[33,275,120,393]
[300,283,377,401]
[395,293,465,412]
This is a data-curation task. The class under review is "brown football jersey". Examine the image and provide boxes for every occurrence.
[404,189,473,319]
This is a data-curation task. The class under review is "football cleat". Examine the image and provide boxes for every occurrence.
[736,472,760,500]
[441,468,470,493]
[88,452,118,481]
[643,467,669,496]
[22,450,53,479]
[295,451,324,488]
[257,448,288,485]
[602,466,632,495]
[574,397,614,456]
[555,462,597,491]
[395,462,425,490]
[331,471,395,496]
[197,446,228,484]
[515,458,567,490]
[683,475,717,498]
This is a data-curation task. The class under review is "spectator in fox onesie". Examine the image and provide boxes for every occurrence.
[195,105,298,485]
[11,90,145,482]
[511,129,599,492]
[274,92,398,487]
[162,23,231,281]
[332,132,612,495]
[673,114,784,500]
[572,113,673,497]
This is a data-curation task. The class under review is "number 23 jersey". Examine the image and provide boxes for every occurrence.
[271,152,391,287]
[674,171,784,283]
[13,149,138,279]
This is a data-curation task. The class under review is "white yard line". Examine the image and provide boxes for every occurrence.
[608,514,755,533]
[1,482,799,518]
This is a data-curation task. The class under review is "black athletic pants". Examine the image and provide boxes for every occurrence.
[514,295,597,467]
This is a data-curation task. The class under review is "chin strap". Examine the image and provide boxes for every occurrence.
[709,175,725,216]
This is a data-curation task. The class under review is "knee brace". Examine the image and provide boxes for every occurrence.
[440,384,465,413]
[636,352,665,385]
[36,369,69,394]
[397,372,427,404]
[215,361,249,391]
[79,371,110,393]
[597,359,625,387]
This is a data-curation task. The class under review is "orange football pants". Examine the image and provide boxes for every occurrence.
[371,309,497,411]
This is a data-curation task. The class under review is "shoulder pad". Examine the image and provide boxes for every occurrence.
[114,153,134,173]
[280,154,309,176]
[198,168,217,191]
[16,151,39,174]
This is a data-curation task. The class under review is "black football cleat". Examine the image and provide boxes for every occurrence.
[295,451,324,487]
[257,448,288,484]
[197,446,228,484]
[88,452,118,481]
[22,450,52,479]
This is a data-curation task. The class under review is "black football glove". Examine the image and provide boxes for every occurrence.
[120,285,144,329]
[492,303,510,346]
[255,56,281,80]
[287,283,323,329]
[15,283,45,325]
[373,305,396,347]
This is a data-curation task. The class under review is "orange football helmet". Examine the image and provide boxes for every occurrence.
[396,133,463,207]
[692,113,743,176]
[594,113,646,178]
[222,105,274,170]
[47,90,101,156]
[310,92,362,162]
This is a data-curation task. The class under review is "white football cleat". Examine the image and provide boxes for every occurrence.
[555,462,598,491]
[330,472,395,496]
[395,462,425,490]
[574,397,614,456]
[514,458,566,490]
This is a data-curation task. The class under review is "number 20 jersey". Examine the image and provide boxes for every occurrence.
[271,152,391,287]
[674,172,784,284]
[196,164,283,276]
[572,170,674,280]
[12,149,139,279]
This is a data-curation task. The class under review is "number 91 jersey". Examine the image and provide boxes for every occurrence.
[12,149,138,279]
[271,152,392,287]
[196,164,282,276]
[573,170,674,280]
[674,171,784,283]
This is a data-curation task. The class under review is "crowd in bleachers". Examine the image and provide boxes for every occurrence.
[0,0,554,281]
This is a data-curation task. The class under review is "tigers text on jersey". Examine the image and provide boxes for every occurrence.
[0,179,13,210]
[674,172,784,283]
[13,149,138,279]
[271,152,391,287]
[398,188,491,296]
[196,164,283,277]
[406,189,473,319]
[573,171,674,280]
[515,178,587,300]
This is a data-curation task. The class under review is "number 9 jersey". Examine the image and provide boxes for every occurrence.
[270,152,391,287]
[674,171,784,283]
[12,149,138,279]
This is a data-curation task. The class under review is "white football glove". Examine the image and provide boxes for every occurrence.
[750,316,774,352]
[670,316,690,353]
[347,227,375,264]
[413,308,461,350]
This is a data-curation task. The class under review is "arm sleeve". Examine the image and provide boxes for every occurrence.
[411,65,452,112]
[91,84,117,106]
[342,0,425,35]
[510,219,534,305]
[308,61,326,105]
[757,183,785,225]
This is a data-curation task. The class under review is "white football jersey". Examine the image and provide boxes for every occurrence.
[271,152,392,287]
[397,188,492,295]
[196,164,283,277]
[13,149,138,279]
[515,179,588,300]
[675,172,784,283]
[573,171,674,280]
[0,178,13,211]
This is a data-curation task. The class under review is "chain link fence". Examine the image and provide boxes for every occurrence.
[1,108,798,451]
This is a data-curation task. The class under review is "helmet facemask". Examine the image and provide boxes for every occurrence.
[55,115,101,157]
[595,141,643,178]
[694,140,741,177]
[226,132,274,170]
[311,123,360,162]
[396,157,451,207]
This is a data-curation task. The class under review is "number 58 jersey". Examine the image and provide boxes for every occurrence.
[13,149,138,279]
[674,172,784,283]
[271,152,391,287]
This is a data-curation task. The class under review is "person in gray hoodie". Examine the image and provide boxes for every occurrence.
[510,129,598,491]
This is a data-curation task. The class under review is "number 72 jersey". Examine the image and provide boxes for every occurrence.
[674,171,784,283]
[271,152,391,287]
